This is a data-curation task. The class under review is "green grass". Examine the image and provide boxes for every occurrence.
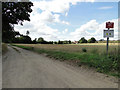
[12,44,34,50]
[12,44,120,78]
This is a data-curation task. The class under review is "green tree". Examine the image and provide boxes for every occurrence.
[20,36,32,43]
[37,37,45,44]
[54,41,57,44]
[88,37,96,43]
[26,30,30,36]
[13,35,32,43]
[69,40,71,44]
[2,2,33,42]
[79,37,87,43]
[32,38,37,44]
[58,40,63,44]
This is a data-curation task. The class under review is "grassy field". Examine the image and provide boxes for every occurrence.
[2,43,8,55]
[15,43,118,54]
[12,43,119,77]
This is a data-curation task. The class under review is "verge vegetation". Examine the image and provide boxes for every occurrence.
[2,43,8,55]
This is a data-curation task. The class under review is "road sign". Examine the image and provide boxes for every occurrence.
[104,22,114,55]
[104,30,114,38]
[106,22,114,28]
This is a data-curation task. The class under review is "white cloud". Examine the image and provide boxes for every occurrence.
[62,29,68,34]
[62,21,70,25]
[15,21,61,41]
[36,0,95,13]
[70,19,118,41]
[98,6,113,10]
[14,0,73,41]
[14,10,61,41]
[31,0,95,25]
[65,12,68,16]
[15,0,118,41]
[32,1,70,25]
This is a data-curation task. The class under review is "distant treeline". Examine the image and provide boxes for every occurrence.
[12,35,72,44]
[4,31,118,44]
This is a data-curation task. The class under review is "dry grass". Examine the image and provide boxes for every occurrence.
[16,43,118,54]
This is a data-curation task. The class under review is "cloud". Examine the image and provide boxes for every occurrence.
[15,0,94,41]
[14,10,61,41]
[15,21,61,41]
[31,0,95,24]
[32,1,70,25]
[36,0,95,13]
[98,6,113,10]
[14,0,73,41]
[15,0,118,41]
[65,12,68,16]
[62,29,68,34]
[70,19,118,41]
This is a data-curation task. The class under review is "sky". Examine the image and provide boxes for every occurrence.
[14,0,119,41]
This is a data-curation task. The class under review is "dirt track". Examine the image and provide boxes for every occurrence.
[2,46,118,88]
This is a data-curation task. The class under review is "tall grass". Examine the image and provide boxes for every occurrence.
[14,43,118,54]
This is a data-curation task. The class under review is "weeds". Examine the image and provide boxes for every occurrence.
[91,48,98,54]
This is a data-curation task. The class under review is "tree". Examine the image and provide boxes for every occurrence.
[12,35,32,43]
[99,39,104,41]
[58,40,63,44]
[37,37,45,44]
[79,37,87,43]
[2,2,33,42]
[88,37,96,43]
[32,38,37,44]
[26,30,30,36]
[69,40,71,44]
[54,41,57,44]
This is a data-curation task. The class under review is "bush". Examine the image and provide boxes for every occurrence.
[82,48,87,52]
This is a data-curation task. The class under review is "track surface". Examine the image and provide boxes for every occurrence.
[2,46,118,88]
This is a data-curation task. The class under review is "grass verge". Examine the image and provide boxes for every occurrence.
[12,44,120,78]
[2,43,8,55]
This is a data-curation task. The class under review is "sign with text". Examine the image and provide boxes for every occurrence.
[106,22,114,28]
[104,30,114,38]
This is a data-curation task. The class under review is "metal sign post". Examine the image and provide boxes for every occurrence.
[104,22,114,55]
[106,28,109,54]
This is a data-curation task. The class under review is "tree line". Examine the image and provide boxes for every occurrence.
[10,30,97,44]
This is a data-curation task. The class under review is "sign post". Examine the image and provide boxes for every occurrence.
[104,22,114,55]
[106,29,109,54]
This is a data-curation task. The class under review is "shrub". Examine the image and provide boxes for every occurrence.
[82,48,87,52]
